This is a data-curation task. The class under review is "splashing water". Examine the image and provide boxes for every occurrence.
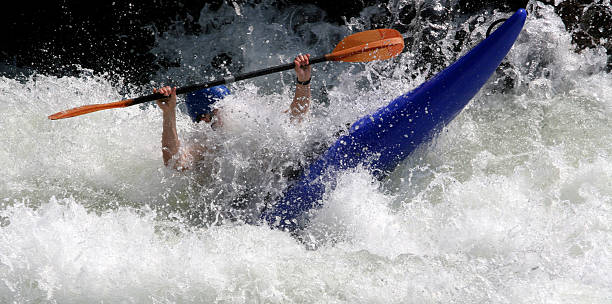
[1,1,611,302]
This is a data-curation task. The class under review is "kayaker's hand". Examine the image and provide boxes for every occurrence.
[155,86,177,113]
[294,54,311,82]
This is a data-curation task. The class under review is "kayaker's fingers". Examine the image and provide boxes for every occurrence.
[160,86,171,96]
[154,86,173,99]
[154,87,166,97]
[295,55,309,68]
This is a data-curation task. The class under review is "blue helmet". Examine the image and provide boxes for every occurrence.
[185,85,230,122]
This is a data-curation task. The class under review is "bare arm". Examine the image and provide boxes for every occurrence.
[290,54,311,122]
[156,86,210,171]
[155,86,181,167]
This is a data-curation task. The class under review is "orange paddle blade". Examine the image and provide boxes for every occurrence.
[326,29,404,62]
[48,99,134,120]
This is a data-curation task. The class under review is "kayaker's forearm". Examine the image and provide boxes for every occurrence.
[161,111,180,166]
[290,83,311,120]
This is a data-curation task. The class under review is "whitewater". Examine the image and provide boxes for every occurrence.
[1,1,611,303]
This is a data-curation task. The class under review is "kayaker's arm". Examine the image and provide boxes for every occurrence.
[156,86,203,170]
[289,54,311,122]
[156,87,181,167]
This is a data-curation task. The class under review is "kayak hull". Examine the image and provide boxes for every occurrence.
[264,9,528,230]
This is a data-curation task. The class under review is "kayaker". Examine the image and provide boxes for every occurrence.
[155,54,312,169]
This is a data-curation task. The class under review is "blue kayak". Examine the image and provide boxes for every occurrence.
[263,9,528,230]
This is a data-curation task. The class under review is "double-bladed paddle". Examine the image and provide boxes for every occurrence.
[48,29,404,120]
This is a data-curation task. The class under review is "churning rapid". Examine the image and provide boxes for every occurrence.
[1,1,611,302]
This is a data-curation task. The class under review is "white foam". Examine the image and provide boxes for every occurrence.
[1,1,611,302]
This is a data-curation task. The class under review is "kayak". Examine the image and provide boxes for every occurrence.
[263,9,528,231]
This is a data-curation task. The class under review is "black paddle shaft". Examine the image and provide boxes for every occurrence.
[129,55,327,106]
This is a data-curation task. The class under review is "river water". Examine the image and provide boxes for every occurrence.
[1,1,611,303]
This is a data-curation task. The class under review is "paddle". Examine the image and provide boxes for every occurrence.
[48,29,404,120]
